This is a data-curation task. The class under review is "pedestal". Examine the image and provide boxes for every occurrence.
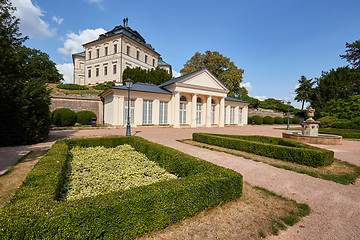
[301,120,320,136]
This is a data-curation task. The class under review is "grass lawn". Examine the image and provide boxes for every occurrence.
[181,139,360,185]
[48,83,102,95]
[276,127,360,139]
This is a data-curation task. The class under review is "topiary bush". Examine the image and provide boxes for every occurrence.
[317,116,338,128]
[283,117,293,124]
[291,117,300,124]
[51,108,77,127]
[76,111,96,125]
[57,83,88,90]
[331,119,352,129]
[263,116,275,125]
[251,116,263,125]
[274,117,284,124]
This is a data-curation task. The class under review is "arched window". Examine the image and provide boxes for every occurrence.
[180,96,187,124]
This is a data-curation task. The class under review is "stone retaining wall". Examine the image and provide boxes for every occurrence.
[50,94,103,124]
[248,108,294,118]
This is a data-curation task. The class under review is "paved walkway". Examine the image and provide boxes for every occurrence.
[0,125,359,239]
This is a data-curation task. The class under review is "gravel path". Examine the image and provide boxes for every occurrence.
[1,125,359,239]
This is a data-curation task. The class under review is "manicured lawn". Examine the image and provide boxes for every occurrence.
[318,128,360,139]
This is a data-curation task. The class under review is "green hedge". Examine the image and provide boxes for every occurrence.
[291,117,300,124]
[274,117,283,124]
[93,82,115,90]
[263,116,274,125]
[56,83,88,90]
[0,136,242,239]
[51,108,77,127]
[193,133,334,167]
[283,117,293,124]
[318,128,360,139]
[76,111,96,125]
[317,116,338,128]
[249,116,263,124]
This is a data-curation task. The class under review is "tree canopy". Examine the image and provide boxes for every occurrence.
[122,66,172,85]
[340,39,360,69]
[180,51,246,96]
[0,0,55,146]
[294,75,314,110]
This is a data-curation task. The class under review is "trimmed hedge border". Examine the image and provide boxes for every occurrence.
[0,136,243,239]
[192,133,334,167]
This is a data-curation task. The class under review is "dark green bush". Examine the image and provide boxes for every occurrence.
[331,119,352,129]
[274,117,283,124]
[51,108,77,127]
[291,118,300,124]
[76,111,96,125]
[263,116,275,125]
[56,83,88,90]
[93,82,115,90]
[318,128,360,139]
[0,136,242,239]
[193,133,334,167]
[317,116,338,128]
[250,116,263,125]
[283,117,293,124]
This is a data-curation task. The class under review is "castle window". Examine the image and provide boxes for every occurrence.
[136,51,140,60]
[96,49,99,58]
[113,64,117,74]
[105,47,108,56]
[96,68,99,77]
[88,51,92,60]
[88,69,91,78]
[145,55,148,64]
[152,59,155,67]
[114,44,117,53]
[104,66,108,75]
[127,46,130,56]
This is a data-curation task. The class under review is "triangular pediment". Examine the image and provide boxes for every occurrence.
[179,69,228,91]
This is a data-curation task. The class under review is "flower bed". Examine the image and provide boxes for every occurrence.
[0,136,243,239]
[193,133,334,167]
[62,145,177,201]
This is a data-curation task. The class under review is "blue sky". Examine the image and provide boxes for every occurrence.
[12,0,360,108]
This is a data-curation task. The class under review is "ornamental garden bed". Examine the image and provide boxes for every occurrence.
[184,135,360,184]
[0,136,243,239]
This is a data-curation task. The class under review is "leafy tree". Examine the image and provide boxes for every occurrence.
[15,46,63,83]
[319,95,360,119]
[0,0,54,146]
[237,95,260,108]
[122,66,171,85]
[180,50,246,96]
[310,67,360,115]
[340,39,360,69]
[294,75,314,110]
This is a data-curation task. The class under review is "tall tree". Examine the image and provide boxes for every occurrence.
[180,50,246,96]
[294,75,314,110]
[340,39,360,69]
[0,0,54,146]
[122,66,171,85]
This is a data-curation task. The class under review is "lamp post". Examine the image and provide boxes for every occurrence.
[124,78,133,136]
[287,101,291,130]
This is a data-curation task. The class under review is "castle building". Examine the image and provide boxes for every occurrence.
[72,20,171,85]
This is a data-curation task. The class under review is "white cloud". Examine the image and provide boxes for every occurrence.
[52,16,64,25]
[254,95,267,101]
[240,82,253,93]
[172,70,181,78]
[86,0,103,3]
[58,28,106,55]
[12,0,55,38]
[56,63,74,84]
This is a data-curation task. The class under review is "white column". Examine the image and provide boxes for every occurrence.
[174,92,180,128]
[119,96,124,126]
[134,97,143,127]
[153,99,160,125]
[219,97,225,127]
[206,96,212,127]
[242,105,248,125]
[235,106,240,126]
[225,106,230,125]
[191,94,197,127]
[113,96,120,126]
